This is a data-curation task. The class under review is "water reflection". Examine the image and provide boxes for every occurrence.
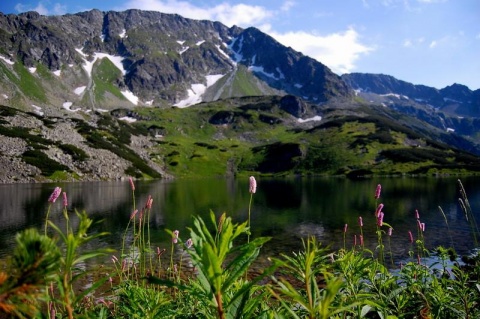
[0,177,479,264]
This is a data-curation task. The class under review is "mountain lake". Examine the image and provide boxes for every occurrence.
[1,176,479,269]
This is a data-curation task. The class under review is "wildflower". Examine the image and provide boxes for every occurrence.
[145,195,153,209]
[172,230,179,244]
[415,209,420,219]
[249,176,257,194]
[358,216,363,227]
[375,184,382,199]
[343,224,348,233]
[375,203,384,217]
[186,238,193,249]
[421,223,425,232]
[130,209,138,219]
[62,192,68,207]
[157,247,166,257]
[408,230,414,243]
[377,211,384,227]
[388,227,393,236]
[129,177,135,192]
[111,255,118,264]
[48,187,62,203]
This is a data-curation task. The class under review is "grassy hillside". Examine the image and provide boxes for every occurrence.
[129,96,480,178]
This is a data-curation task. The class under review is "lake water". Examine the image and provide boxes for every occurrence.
[1,176,479,266]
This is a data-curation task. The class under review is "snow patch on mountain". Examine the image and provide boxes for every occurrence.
[297,116,322,123]
[0,56,14,65]
[28,67,36,74]
[63,101,80,112]
[75,48,125,77]
[121,90,139,105]
[174,74,224,108]
[74,86,86,95]
[31,105,43,116]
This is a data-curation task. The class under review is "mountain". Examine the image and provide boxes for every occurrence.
[1,9,480,182]
[341,73,480,141]
[0,9,351,113]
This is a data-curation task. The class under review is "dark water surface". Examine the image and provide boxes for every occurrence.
[1,176,479,266]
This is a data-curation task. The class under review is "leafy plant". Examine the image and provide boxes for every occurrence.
[270,237,353,319]
[149,211,276,319]
[47,211,113,319]
[0,228,61,318]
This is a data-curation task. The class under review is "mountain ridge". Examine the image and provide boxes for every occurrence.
[1,9,480,182]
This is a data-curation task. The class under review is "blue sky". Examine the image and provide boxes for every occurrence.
[1,0,479,90]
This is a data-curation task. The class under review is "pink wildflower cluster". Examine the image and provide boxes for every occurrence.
[249,176,257,194]
[48,187,62,203]
[172,230,180,244]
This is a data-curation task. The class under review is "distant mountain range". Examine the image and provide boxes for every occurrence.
[0,9,479,181]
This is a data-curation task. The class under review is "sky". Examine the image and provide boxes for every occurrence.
[1,0,479,90]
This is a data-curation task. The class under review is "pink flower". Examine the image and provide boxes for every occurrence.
[343,224,348,233]
[145,195,153,209]
[377,211,384,227]
[375,203,384,217]
[129,177,135,192]
[62,192,68,207]
[172,230,179,244]
[249,176,257,194]
[358,216,363,227]
[186,238,193,249]
[408,230,414,243]
[375,184,382,199]
[415,209,420,220]
[157,247,166,257]
[388,227,393,236]
[130,209,138,219]
[421,223,425,232]
[48,187,62,203]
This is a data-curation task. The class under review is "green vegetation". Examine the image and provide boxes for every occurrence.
[129,97,480,178]
[22,149,70,176]
[92,58,127,102]
[1,179,480,318]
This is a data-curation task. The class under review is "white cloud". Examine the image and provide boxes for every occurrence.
[118,0,272,27]
[14,1,67,15]
[280,1,296,12]
[53,3,67,15]
[403,37,425,48]
[15,2,48,14]
[416,0,447,3]
[267,28,374,74]
[429,40,437,48]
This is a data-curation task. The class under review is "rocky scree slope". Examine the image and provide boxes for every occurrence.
[0,105,167,183]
